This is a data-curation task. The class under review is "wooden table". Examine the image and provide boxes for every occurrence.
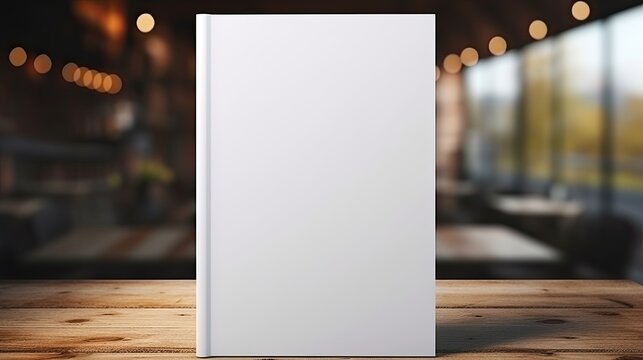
[0,280,641,359]
[21,227,195,278]
[437,225,561,262]
[491,195,583,218]
[489,195,584,246]
[437,225,563,279]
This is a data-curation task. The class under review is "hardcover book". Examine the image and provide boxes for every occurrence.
[196,14,436,357]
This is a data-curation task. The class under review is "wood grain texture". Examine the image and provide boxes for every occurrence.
[437,280,643,308]
[2,354,643,360]
[0,280,641,358]
[0,280,194,308]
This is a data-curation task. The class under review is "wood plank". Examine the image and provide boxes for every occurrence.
[0,281,194,308]
[2,354,643,360]
[437,280,643,308]
[3,280,639,309]
[437,308,643,353]
[0,327,193,353]
[0,308,641,353]
[0,308,194,328]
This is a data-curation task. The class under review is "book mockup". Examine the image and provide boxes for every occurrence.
[196,14,436,357]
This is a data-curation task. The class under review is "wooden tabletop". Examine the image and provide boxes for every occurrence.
[0,280,641,359]
[27,227,195,262]
[491,195,583,217]
[437,225,561,262]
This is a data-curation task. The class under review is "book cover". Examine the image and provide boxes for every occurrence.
[197,14,436,357]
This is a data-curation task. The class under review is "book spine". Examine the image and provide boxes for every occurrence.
[195,13,212,358]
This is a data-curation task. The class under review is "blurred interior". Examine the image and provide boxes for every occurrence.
[1,0,642,281]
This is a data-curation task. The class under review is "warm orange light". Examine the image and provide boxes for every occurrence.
[460,47,479,67]
[92,72,104,90]
[95,72,108,92]
[83,69,96,88]
[101,74,113,92]
[572,1,590,21]
[136,13,155,33]
[104,10,126,41]
[489,36,507,56]
[107,74,122,94]
[74,66,88,85]
[443,54,462,74]
[33,54,52,74]
[61,63,78,82]
[9,47,27,67]
[529,20,548,40]
[436,66,440,81]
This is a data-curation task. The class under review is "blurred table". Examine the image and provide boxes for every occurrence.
[438,225,561,262]
[437,225,563,279]
[0,280,641,358]
[23,226,195,278]
[489,195,584,246]
[437,178,476,197]
[491,195,583,217]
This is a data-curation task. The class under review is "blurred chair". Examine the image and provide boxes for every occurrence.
[0,198,71,278]
[561,213,640,278]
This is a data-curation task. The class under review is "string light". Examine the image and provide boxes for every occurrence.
[460,47,479,67]
[83,69,96,88]
[102,74,113,92]
[92,72,104,90]
[136,13,155,33]
[107,74,122,94]
[443,54,462,74]
[572,1,590,21]
[488,36,507,56]
[74,67,88,85]
[62,63,78,82]
[12,51,121,95]
[33,54,52,74]
[9,47,27,67]
[529,20,548,40]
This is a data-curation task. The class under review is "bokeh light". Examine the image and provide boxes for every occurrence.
[9,47,27,67]
[443,53,462,74]
[572,1,590,21]
[83,69,96,88]
[529,20,548,40]
[136,13,155,33]
[107,74,122,94]
[92,72,104,90]
[460,47,479,67]
[488,36,507,56]
[61,63,78,82]
[74,66,88,85]
[33,54,52,74]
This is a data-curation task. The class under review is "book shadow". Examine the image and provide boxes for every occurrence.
[437,316,587,354]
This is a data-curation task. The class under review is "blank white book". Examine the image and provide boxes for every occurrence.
[196,14,435,357]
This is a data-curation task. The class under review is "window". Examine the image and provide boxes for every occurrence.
[559,22,604,187]
[524,40,554,191]
[611,6,643,191]
[486,52,520,187]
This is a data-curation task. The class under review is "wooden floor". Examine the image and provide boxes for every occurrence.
[0,280,642,359]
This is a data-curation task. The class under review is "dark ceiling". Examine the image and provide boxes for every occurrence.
[2,0,642,68]
[128,0,643,60]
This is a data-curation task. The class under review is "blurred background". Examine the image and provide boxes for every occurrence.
[1,0,642,281]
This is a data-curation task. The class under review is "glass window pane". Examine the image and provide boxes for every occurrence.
[486,52,520,187]
[463,60,491,183]
[524,40,554,191]
[559,22,604,188]
[612,6,643,190]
